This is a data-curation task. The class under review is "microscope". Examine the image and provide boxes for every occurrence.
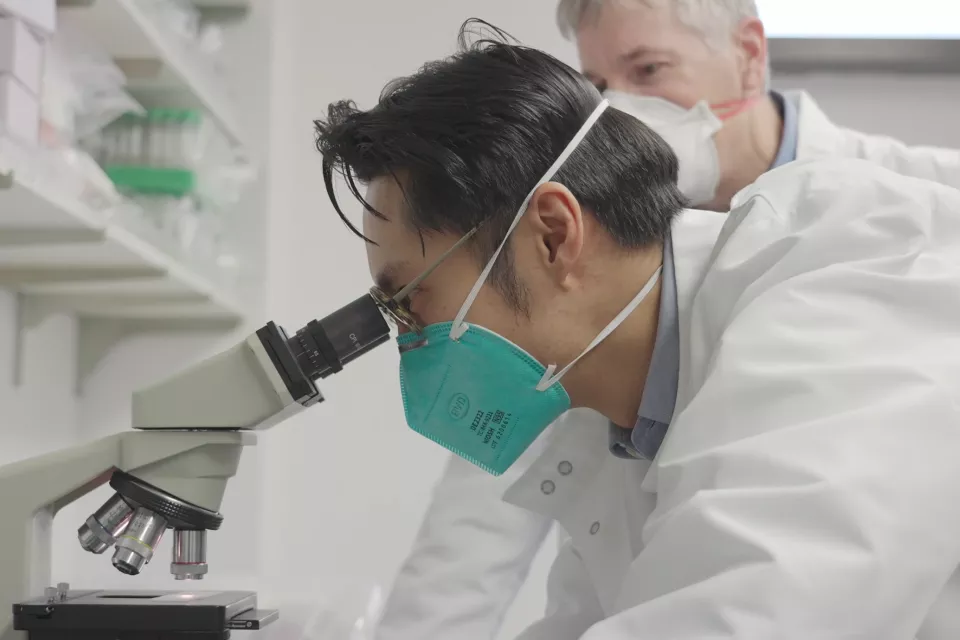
[0,289,403,639]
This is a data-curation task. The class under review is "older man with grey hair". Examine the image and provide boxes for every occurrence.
[374,3,960,640]
[560,0,960,210]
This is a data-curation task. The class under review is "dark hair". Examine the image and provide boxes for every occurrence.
[315,19,685,309]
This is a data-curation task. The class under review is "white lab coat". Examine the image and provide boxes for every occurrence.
[374,92,960,640]
[373,432,557,640]
[790,90,960,188]
[507,158,960,639]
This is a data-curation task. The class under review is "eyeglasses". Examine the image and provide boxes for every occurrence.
[369,226,480,334]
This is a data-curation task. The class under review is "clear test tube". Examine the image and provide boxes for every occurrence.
[150,110,167,168]
[128,112,144,166]
[118,113,132,165]
[180,110,202,169]
[167,110,182,169]
[102,119,117,167]
[168,110,184,169]
[144,110,157,167]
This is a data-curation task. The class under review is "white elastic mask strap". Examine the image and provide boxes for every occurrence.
[536,265,662,392]
[449,99,611,340]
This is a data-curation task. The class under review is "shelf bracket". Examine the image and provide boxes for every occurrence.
[11,294,63,387]
[77,316,241,395]
[12,294,28,386]
[13,292,103,386]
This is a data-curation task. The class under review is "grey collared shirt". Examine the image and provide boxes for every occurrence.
[609,232,679,460]
[608,91,801,460]
[770,90,800,169]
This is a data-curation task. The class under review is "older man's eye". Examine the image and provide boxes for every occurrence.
[630,62,665,85]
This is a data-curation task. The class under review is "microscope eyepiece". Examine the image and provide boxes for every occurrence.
[287,293,391,381]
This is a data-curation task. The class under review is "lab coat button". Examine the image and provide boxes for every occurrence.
[590,521,600,535]
[558,460,573,475]
[541,480,556,495]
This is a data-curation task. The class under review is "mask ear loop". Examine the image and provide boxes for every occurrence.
[449,99,611,341]
[535,265,662,391]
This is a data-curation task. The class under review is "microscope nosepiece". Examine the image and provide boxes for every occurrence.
[111,508,167,575]
[78,493,134,554]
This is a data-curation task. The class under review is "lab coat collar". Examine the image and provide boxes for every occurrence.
[505,209,728,515]
[639,209,728,494]
[783,89,844,160]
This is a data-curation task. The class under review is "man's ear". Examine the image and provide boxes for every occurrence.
[735,17,768,96]
[525,182,585,283]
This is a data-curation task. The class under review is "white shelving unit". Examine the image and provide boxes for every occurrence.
[57,0,248,148]
[0,157,245,388]
[0,0,258,390]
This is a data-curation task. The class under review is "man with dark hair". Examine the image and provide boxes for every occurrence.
[315,22,960,640]
[365,4,960,639]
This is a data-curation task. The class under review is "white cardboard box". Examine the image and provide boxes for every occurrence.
[0,0,56,36]
[0,16,43,94]
[0,74,39,144]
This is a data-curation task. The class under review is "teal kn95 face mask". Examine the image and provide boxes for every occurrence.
[394,99,663,475]
[398,323,572,475]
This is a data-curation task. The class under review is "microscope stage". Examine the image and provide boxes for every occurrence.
[13,589,278,639]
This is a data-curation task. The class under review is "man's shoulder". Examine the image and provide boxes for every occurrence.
[788,88,960,185]
[732,157,960,222]
[761,156,936,189]
[710,157,960,303]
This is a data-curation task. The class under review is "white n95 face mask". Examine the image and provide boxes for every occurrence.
[604,90,724,206]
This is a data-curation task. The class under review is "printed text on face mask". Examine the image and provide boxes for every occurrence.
[469,409,513,450]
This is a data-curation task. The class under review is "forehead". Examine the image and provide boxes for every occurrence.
[577,1,693,63]
[362,176,410,243]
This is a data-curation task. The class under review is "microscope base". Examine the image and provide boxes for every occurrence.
[12,589,277,639]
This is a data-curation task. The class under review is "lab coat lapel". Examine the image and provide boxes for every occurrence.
[504,413,638,613]
[784,89,845,161]
[503,409,610,521]
[640,209,728,495]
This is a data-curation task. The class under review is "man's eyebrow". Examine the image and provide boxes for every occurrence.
[618,45,667,64]
[375,261,408,296]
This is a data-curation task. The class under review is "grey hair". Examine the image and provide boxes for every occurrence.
[557,0,759,47]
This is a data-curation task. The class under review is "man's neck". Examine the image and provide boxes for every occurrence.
[707,93,784,212]
[561,252,663,427]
